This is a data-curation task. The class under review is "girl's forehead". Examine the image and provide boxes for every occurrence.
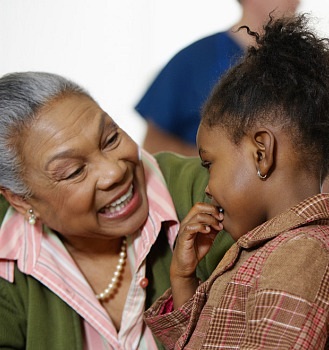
[197,125,230,153]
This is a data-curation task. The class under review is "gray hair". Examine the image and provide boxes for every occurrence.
[0,71,92,198]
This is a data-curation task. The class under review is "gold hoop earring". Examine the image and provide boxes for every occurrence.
[28,209,36,225]
[257,169,267,180]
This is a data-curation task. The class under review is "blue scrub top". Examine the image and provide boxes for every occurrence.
[135,31,244,144]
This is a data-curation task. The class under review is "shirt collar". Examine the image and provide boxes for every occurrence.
[129,150,179,268]
[238,193,329,249]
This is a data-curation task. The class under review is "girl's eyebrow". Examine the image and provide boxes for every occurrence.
[198,147,207,157]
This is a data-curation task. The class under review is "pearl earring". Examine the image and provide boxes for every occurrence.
[28,209,36,225]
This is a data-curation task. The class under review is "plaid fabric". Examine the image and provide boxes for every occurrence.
[145,194,329,349]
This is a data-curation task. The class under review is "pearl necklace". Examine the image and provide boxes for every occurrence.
[96,237,127,301]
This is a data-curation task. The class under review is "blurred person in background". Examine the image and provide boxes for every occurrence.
[135,0,300,156]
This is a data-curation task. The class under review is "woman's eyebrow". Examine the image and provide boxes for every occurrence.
[98,113,117,136]
[45,113,117,170]
[45,149,79,170]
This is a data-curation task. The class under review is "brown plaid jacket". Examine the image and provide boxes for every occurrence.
[145,194,329,349]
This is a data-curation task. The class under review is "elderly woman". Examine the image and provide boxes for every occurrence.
[0,72,232,349]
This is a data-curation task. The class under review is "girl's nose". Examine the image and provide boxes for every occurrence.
[96,158,127,190]
[205,185,213,200]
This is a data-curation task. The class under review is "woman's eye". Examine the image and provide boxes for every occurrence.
[104,132,119,148]
[65,166,84,180]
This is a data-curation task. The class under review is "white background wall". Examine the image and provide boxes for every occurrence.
[1,0,329,144]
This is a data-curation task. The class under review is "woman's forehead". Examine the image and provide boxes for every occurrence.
[20,95,114,164]
[33,94,115,135]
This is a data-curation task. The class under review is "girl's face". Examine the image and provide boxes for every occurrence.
[197,124,267,240]
[20,94,149,240]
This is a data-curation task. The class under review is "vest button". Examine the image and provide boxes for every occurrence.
[139,277,149,288]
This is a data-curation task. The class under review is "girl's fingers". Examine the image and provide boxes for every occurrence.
[181,212,223,234]
[181,202,223,225]
[183,223,212,236]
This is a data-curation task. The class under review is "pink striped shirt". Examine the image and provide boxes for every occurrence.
[0,151,179,349]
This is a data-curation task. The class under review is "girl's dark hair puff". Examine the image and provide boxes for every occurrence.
[202,14,329,176]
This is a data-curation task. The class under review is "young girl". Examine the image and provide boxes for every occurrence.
[144,14,329,349]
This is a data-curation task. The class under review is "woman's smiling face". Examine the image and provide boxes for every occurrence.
[20,94,148,239]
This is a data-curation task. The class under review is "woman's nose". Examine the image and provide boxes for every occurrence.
[96,158,126,190]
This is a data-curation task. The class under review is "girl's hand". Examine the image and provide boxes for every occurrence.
[170,202,223,308]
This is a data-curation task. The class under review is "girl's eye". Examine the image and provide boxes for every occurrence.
[201,160,211,170]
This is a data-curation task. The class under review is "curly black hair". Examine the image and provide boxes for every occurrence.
[201,14,329,176]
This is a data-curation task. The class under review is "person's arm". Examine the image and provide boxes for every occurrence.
[170,202,223,309]
[0,266,83,350]
[143,121,198,156]
[0,281,26,349]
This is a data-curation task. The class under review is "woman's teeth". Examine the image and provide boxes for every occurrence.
[110,185,133,207]
[100,185,133,214]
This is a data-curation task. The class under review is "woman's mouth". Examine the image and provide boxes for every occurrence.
[99,184,134,214]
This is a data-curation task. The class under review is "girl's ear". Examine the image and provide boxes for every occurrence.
[1,188,31,217]
[252,128,275,179]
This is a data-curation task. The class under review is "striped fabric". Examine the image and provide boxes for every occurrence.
[145,194,329,349]
[0,150,179,350]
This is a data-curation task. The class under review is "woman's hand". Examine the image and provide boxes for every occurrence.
[170,202,223,309]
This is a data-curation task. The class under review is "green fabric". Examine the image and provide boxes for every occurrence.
[0,265,83,350]
[0,152,234,349]
[0,195,9,224]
